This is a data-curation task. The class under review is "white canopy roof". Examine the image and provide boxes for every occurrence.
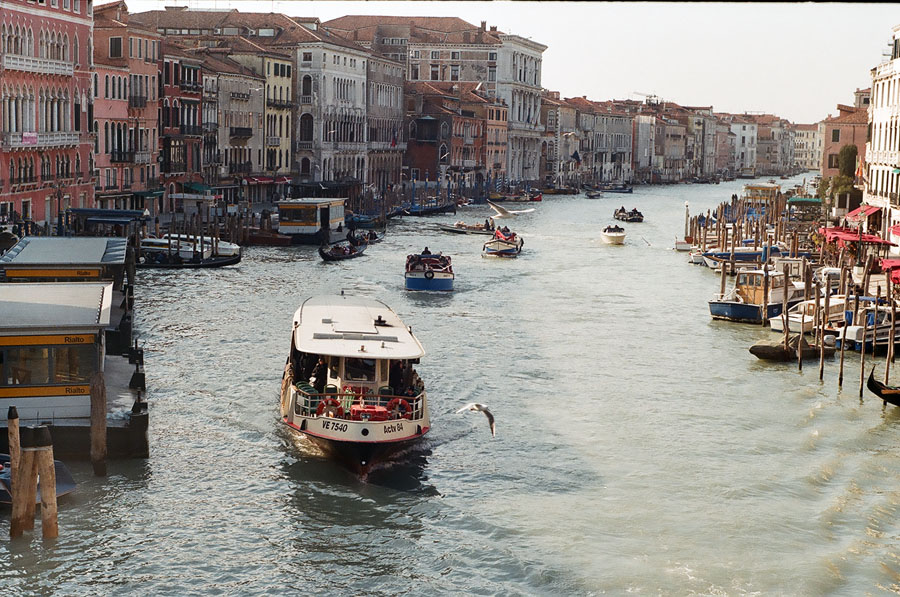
[293,295,425,360]
[0,282,113,333]
[0,237,127,266]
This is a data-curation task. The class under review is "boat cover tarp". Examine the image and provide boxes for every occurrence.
[818,227,896,248]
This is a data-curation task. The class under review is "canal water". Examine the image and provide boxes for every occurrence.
[3,174,900,595]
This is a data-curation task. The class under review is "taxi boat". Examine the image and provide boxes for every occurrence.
[279,295,430,473]
[709,269,804,323]
[405,252,454,291]
[482,228,523,257]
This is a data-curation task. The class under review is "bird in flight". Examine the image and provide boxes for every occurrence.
[455,403,495,437]
[487,200,535,218]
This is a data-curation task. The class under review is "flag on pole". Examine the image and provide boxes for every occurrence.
[391,129,397,148]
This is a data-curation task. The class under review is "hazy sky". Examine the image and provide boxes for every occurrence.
[125,1,897,123]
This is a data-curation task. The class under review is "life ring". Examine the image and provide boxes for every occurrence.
[316,397,344,418]
[424,269,435,280]
[386,398,412,419]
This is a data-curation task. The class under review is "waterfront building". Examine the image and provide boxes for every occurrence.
[325,16,544,185]
[865,28,900,246]
[793,123,822,172]
[655,117,687,183]
[485,96,508,191]
[404,81,489,194]
[538,91,571,187]
[93,1,162,212]
[855,87,871,109]
[679,107,717,178]
[220,37,294,200]
[632,112,656,184]
[0,0,95,229]
[821,104,867,180]
[748,114,792,176]
[190,48,266,203]
[729,115,757,177]
[158,40,203,213]
[365,51,406,191]
[714,119,736,177]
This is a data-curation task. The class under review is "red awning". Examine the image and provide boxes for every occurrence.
[881,258,900,270]
[819,226,896,247]
[274,176,291,184]
[890,224,900,237]
[245,176,274,184]
[846,204,881,220]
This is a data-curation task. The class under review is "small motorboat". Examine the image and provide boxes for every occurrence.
[138,238,242,268]
[749,334,835,361]
[614,207,643,222]
[0,454,77,504]
[585,190,603,199]
[438,221,495,235]
[405,252,454,291]
[601,225,626,245]
[709,269,805,323]
[867,366,900,407]
[161,234,241,257]
[483,228,523,257]
[318,241,367,261]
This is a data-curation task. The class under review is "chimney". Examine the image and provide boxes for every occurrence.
[490,26,497,32]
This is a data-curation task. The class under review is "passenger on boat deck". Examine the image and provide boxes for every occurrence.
[336,223,343,232]
[484,218,491,229]
[389,360,404,395]
[311,357,327,394]
[501,226,510,235]
[422,247,431,255]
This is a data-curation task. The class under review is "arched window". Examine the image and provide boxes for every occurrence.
[104,121,109,153]
[439,144,448,164]
[299,113,313,142]
[440,122,449,139]
[301,75,312,96]
[408,120,417,139]
[104,74,109,98]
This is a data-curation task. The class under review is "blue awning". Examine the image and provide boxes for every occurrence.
[86,217,140,225]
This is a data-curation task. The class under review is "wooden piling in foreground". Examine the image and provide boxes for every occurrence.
[888,278,896,383]
[839,276,849,387]
[782,264,790,351]
[10,427,35,538]
[860,298,870,398]
[33,426,58,539]
[90,371,108,477]
[820,282,829,381]
[7,406,19,482]
[762,267,770,328]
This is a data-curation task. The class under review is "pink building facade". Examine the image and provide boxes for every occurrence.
[93,1,161,211]
[1,0,95,230]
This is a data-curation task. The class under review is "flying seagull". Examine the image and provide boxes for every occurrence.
[455,403,495,437]
[487,200,535,219]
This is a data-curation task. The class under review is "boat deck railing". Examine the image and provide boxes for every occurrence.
[293,385,427,421]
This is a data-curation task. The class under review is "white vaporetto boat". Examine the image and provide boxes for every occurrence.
[279,295,430,473]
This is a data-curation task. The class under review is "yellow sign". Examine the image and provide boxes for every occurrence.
[0,334,96,346]
[0,385,91,398]
[6,268,102,278]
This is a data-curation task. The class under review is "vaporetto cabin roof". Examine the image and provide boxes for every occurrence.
[293,295,425,359]
[0,283,113,333]
[0,237,128,266]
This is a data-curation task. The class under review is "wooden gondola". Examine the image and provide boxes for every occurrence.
[318,242,367,261]
[866,367,900,407]
[749,334,834,361]
[137,252,242,269]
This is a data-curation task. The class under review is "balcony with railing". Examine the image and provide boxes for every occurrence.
[462,159,477,169]
[110,150,135,163]
[228,161,253,174]
[267,136,281,146]
[128,95,148,109]
[180,124,203,137]
[203,122,218,134]
[135,151,152,164]
[11,175,38,185]
[230,127,253,139]
[300,95,313,105]
[295,141,314,151]
[463,135,474,145]
[179,80,202,93]
[267,98,293,109]
[2,131,80,149]
[74,170,84,179]
[146,177,161,189]
[2,54,73,76]
[231,91,251,101]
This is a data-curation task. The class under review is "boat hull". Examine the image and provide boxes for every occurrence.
[709,299,800,323]
[483,237,523,257]
[405,272,454,291]
[601,232,626,245]
[284,417,429,474]
[137,252,242,269]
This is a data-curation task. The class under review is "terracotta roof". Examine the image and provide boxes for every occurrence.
[794,123,819,131]
[322,15,502,45]
[187,48,265,79]
[825,109,868,125]
[161,39,204,63]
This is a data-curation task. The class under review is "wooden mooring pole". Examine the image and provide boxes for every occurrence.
[9,425,57,539]
[90,371,107,477]
[7,406,19,482]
